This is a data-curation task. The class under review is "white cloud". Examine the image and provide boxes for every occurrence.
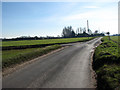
[83,6,99,8]
[62,9,117,21]
[62,13,91,21]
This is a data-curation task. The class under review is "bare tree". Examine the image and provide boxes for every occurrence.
[80,27,82,33]
[62,26,75,38]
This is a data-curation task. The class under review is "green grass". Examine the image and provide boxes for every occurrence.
[2,37,94,47]
[96,65,120,89]
[2,45,61,68]
[110,36,118,42]
[93,36,120,89]
[3,48,38,60]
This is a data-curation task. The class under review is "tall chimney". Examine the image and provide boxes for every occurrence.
[87,20,89,33]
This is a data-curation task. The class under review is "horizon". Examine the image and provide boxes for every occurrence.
[2,2,118,38]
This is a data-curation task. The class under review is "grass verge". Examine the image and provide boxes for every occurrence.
[2,45,61,69]
[93,36,120,90]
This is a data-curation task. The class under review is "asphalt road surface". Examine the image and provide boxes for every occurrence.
[3,37,102,88]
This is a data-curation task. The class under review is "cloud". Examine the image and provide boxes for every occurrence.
[62,13,89,21]
[83,6,99,8]
[62,7,117,21]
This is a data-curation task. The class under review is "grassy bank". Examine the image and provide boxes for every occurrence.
[2,45,61,69]
[93,36,120,89]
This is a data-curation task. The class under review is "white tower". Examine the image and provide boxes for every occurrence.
[87,20,89,34]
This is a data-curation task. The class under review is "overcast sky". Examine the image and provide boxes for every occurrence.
[2,1,118,38]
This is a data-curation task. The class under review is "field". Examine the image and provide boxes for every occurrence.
[93,36,120,89]
[2,37,94,69]
[2,37,94,47]
[2,37,94,50]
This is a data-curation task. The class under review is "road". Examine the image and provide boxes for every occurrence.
[3,37,101,88]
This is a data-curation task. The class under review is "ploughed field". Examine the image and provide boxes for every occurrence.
[93,36,120,89]
[2,37,94,69]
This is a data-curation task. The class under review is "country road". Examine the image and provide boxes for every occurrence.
[3,37,102,88]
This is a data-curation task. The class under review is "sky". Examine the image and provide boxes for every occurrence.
[2,1,118,38]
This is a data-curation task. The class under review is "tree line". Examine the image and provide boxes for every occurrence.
[2,25,105,41]
[62,26,105,38]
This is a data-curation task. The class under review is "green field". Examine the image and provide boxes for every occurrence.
[93,36,120,89]
[2,45,61,68]
[2,37,93,47]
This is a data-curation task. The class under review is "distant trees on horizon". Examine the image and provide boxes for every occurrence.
[2,25,105,41]
[62,26,105,38]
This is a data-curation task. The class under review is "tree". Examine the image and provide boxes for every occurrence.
[76,28,79,34]
[83,27,86,34]
[80,27,82,33]
[34,36,38,40]
[94,30,98,34]
[88,29,92,35]
[71,30,75,37]
[62,26,75,38]
[106,32,110,40]
[106,32,110,35]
